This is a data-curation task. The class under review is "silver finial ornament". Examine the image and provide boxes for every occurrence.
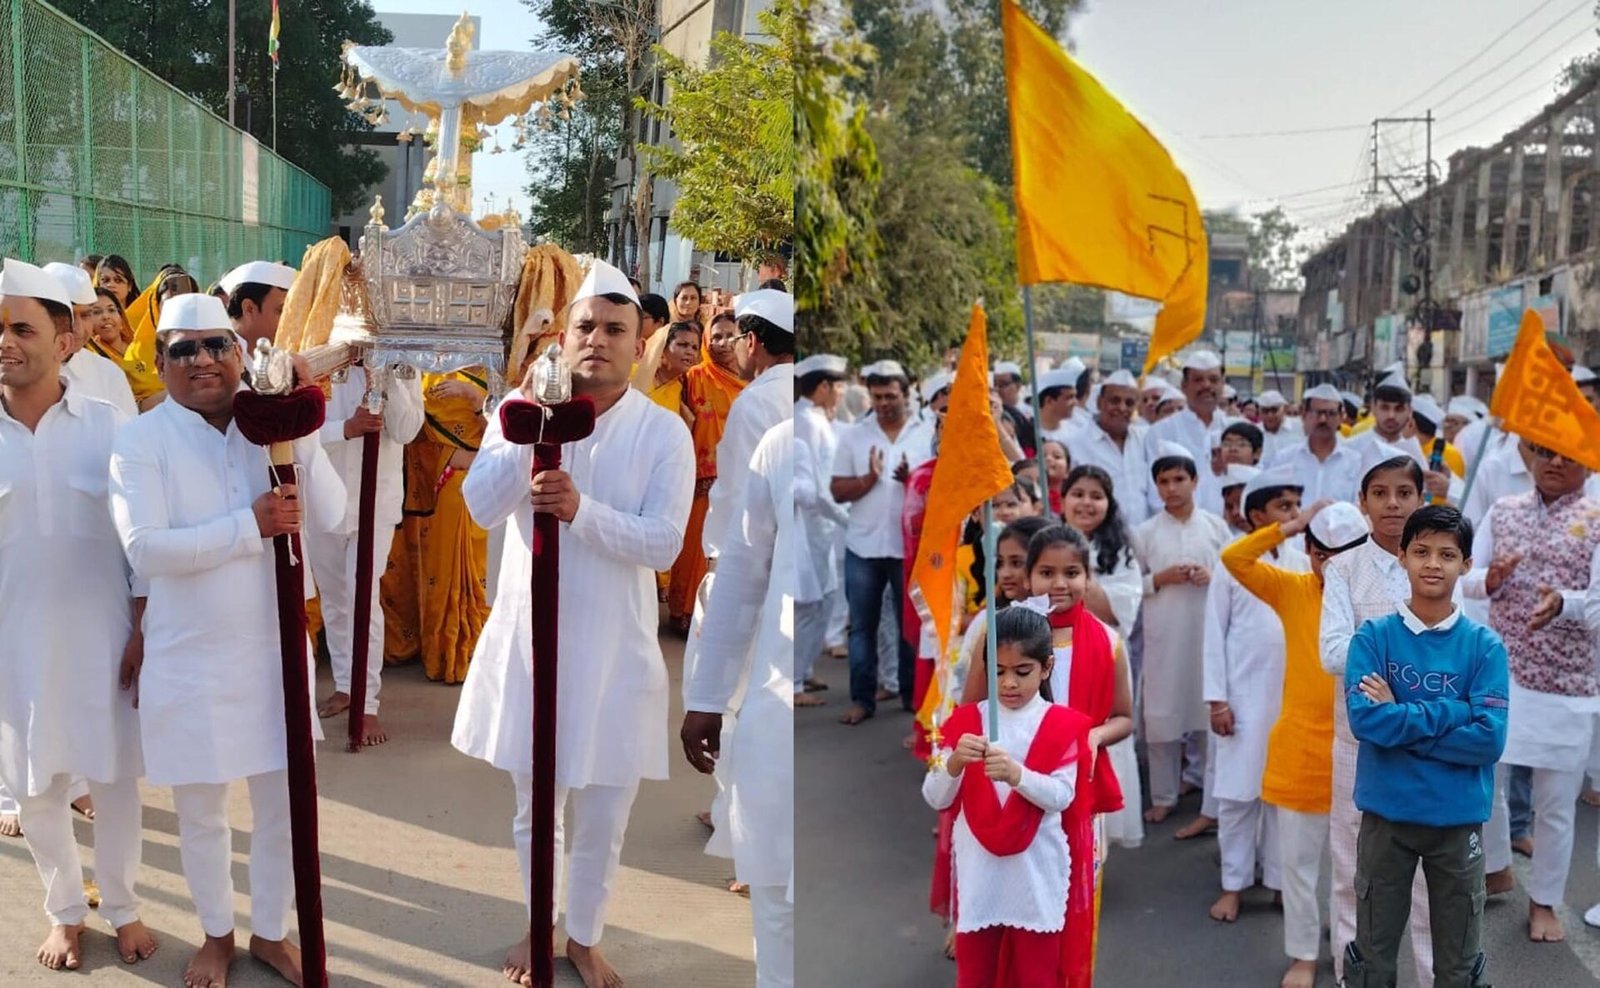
[252,338,295,395]
[531,343,570,405]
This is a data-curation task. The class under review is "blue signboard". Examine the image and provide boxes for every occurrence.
[1486,285,1525,358]
[1120,338,1149,371]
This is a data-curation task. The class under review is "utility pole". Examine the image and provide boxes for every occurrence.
[1370,112,1435,393]
[227,0,236,125]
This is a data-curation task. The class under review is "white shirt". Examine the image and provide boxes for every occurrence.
[452,389,695,788]
[315,366,424,534]
[685,420,794,889]
[1260,419,1304,463]
[62,349,138,419]
[706,363,793,558]
[1265,439,1365,505]
[794,398,847,604]
[1460,442,1532,528]
[831,415,932,559]
[1145,406,1228,468]
[0,386,141,797]
[109,395,344,786]
[1454,418,1511,480]
[922,694,1076,934]
[1066,419,1150,527]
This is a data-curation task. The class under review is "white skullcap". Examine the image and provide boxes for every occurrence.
[865,359,908,380]
[1241,465,1302,504]
[796,354,847,378]
[218,260,296,296]
[921,369,954,399]
[1309,501,1370,552]
[1154,440,1194,463]
[0,257,72,308]
[1460,395,1489,418]
[1038,367,1080,392]
[993,360,1023,378]
[1158,383,1186,406]
[1221,463,1259,491]
[1058,356,1086,379]
[1381,360,1405,378]
[1141,376,1167,393]
[157,293,232,334]
[1303,383,1342,403]
[1339,391,1362,408]
[42,262,96,306]
[1359,437,1426,482]
[571,258,640,307]
[1445,396,1478,419]
[1375,372,1412,397]
[1411,394,1444,429]
[1257,389,1288,409]
[1102,369,1138,389]
[732,288,793,333]
[1222,383,1238,400]
[1181,348,1224,372]
[1574,365,1597,385]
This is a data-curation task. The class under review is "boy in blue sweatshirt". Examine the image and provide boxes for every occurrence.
[1343,505,1508,988]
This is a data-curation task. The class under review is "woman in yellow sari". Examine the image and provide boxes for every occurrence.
[666,311,745,633]
[80,287,165,410]
[649,322,703,425]
[380,368,492,684]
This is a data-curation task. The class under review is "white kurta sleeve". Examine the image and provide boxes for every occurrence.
[298,435,348,535]
[462,399,537,531]
[704,402,760,557]
[1461,505,1497,600]
[1319,561,1355,676]
[1014,761,1077,813]
[1581,545,1600,632]
[1201,564,1231,705]
[383,373,425,445]
[1098,553,1144,633]
[794,437,819,512]
[567,414,695,571]
[921,760,961,811]
[110,429,264,579]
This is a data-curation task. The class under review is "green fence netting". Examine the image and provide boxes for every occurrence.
[0,0,330,286]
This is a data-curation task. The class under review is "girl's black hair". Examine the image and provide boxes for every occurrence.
[968,515,1052,608]
[1062,465,1135,576]
[1026,524,1093,575]
[993,606,1055,702]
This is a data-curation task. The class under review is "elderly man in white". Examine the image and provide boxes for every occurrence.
[452,259,695,988]
[0,258,154,972]
[110,293,343,988]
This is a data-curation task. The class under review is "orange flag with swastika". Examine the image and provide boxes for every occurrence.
[910,304,1017,730]
[1492,309,1600,472]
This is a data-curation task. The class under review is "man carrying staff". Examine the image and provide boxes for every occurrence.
[110,293,343,988]
[452,259,695,988]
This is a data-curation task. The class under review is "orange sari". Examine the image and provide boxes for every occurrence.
[667,353,744,621]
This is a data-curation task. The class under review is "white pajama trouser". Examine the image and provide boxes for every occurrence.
[751,884,794,988]
[0,777,18,815]
[18,775,144,930]
[826,529,847,650]
[1184,731,1208,793]
[172,770,294,941]
[876,585,898,693]
[1331,735,1432,987]
[308,526,397,716]
[1216,797,1280,892]
[1482,768,1512,874]
[1276,806,1329,962]
[513,773,640,947]
[1510,764,1585,907]
[793,599,829,692]
[1147,732,1208,809]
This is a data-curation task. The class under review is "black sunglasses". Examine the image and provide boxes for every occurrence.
[164,335,236,364]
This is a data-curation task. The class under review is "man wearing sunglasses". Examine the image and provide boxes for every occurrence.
[108,293,344,988]
[0,258,156,973]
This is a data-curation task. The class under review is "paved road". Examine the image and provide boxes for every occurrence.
[798,653,1600,987]
[0,637,753,986]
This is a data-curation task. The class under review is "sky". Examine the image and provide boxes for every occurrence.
[1071,0,1600,247]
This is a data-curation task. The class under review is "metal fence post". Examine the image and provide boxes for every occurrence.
[129,68,141,273]
[81,31,93,253]
[12,0,31,258]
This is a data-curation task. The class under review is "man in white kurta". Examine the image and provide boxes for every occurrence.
[683,419,795,988]
[0,258,153,971]
[1066,369,1150,527]
[308,362,424,744]
[1264,384,1364,506]
[1143,349,1231,513]
[109,293,343,988]
[43,261,139,419]
[794,354,849,701]
[452,261,694,988]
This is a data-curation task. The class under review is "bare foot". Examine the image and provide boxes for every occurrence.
[1529,903,1566,943]
[1143,804,1173,824]
[838,705,872,726]
[71,794,95,820]
[502,932,535,986]
[874,687,899,702]
[794,693,826,707]
[0,812,20,837]
[943,928,956,960]
[726,879,750,897]
[116,919,159,963]
[696,810,714,831]
[1280,958,1316,988]
[360,714,389,746]
[1486,866,1515,896]
[901,731,917,750]
[37,923,84,971]
[1174,814,1217,840]
[566,939,625,988]
[184,932,235,987]
[828,645,848,659]
[1583,788,1600,808]
[804,678,829,691]
[1512,836,1535,858]
[249,935,303,986]
[317,691,351,719]
[1209,890,1241,923]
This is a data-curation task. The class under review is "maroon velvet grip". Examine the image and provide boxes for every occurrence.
[346,430,380,752]
[233,386,326,445]
[498,395,595,988]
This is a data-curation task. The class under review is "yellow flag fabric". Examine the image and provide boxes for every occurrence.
[1001,0,1207,372]
[910,304,1017,730]
[1492,309,1600,472]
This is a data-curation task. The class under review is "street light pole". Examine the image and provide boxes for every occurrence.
[227,0,236,125]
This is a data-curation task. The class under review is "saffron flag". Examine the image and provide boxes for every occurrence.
[270,0,281,67]
[910,303,1017,731]
[1492,309,1600,471]
[1001,0,1207,373]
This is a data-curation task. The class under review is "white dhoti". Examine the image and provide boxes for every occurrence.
[751,883,794,988]
[513,774,640,947]
[18,775,144,930]
[1276,806,1329,962]
[171,769,293,940]
[1217,797,1279,892]
[1497,683,1599,907]
[307,526,397,715]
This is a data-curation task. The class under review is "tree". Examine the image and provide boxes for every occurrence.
[1246,207,1307,291]
[637,2,795,267]
[54,0,392,216]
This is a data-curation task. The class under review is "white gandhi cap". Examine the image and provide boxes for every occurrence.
[572,258,640,307]
[218,260,297,296]
[732,288,793,333]
[157,293,232,334]
[42,262,97,306]
[0,257,73,309]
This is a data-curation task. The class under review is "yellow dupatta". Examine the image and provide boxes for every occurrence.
[118,274,168,404]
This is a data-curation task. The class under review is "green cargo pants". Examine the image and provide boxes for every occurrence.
[1342,812,1490,988]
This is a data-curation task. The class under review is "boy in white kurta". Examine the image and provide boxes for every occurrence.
[683,418,796,988]
[308,362,424,745]
[0,258,154,971]
[109,294,344,988]
[453,261,695,988]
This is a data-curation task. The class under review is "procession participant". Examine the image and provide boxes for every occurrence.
[1264,384,1363,505]
[1461,437,1535,529]
[1216,463,1259,536]
[452,260,694,988]
[1256,389,1302,462]
[307,350,424,745]
[1410,394,1465,479]
[42,261,139,419]
[917,369,952,425]
[0,258,154,971]
[81,285,163,409]
[1318,442,1440,987]
[645,322,700,427]
[1133,441,1231,828]
[638,293,671,336]
[1442,397,1480,446]
[831,360,932,725]
[1221,383,1240,418]
[93,255,138,310]
[671,280,703,325]
[78,254,103,280]
[1035,363,1083,448]
[219,261,297,352]
[794,353,850,672]
[1200,467,1309,924]
[1339,392,1362,435]
[1066,368,1150,527]
[1345,374,1410,449]
[1462,440,1599,944]
[992,360,1038,453]
[1200,424,1262,517]
[1135,376,1166,434]
[109,292,343,988]
[682,420,796,988]
[1574,365,1598,408]
[1144,348,1228,470]
[794,429,836,708]
[1040,439,1070,515]
[1153,382,1185,422]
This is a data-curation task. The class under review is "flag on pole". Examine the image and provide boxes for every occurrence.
[1491,309,1600,471]
[270,0,281,68]
[910,303,1018,732]
[1001,0,1207,373]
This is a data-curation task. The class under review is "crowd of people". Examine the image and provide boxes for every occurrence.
[796,342,1600,987]
[0,249,797,988]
